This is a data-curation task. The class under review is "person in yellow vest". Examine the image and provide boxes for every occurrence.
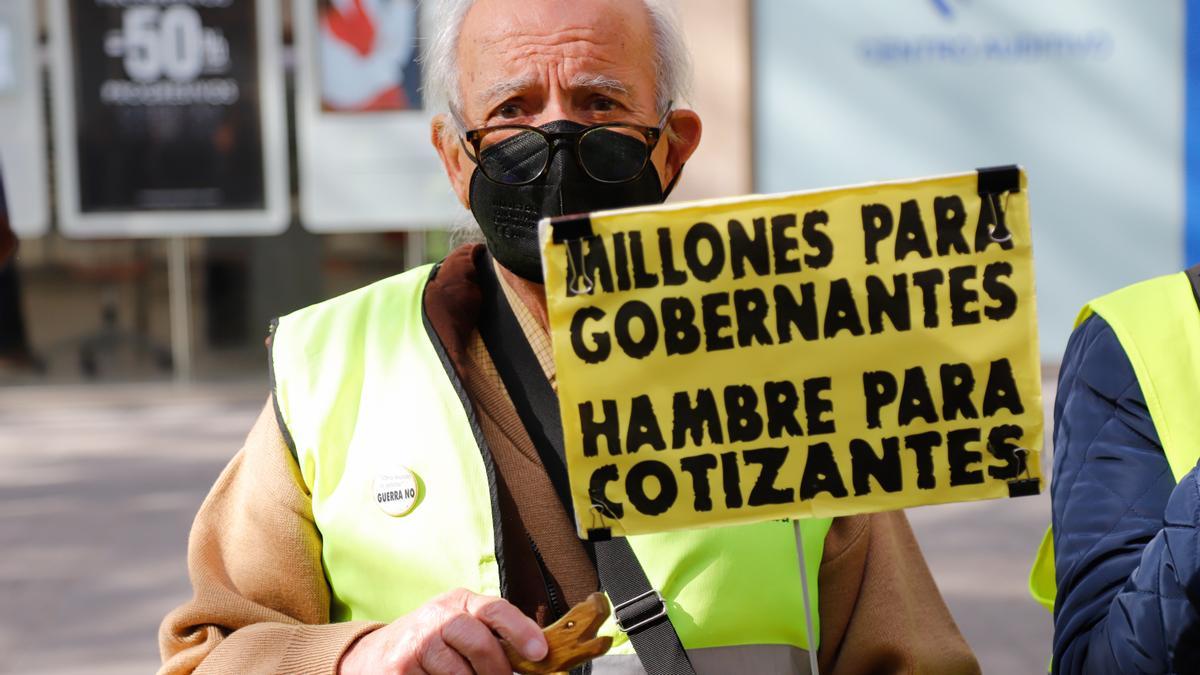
[1029,267,1200,673]
[159,1,980,673]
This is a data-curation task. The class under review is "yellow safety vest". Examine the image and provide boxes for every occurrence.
[1029,271,1200,612]
[271,263,834,666]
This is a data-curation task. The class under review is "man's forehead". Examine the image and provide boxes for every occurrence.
[461,0,653,44]
[458,0,656,91]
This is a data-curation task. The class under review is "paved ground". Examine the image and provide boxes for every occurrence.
[0,378,1053,674]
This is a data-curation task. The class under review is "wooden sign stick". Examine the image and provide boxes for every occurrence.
[504,592,614,675]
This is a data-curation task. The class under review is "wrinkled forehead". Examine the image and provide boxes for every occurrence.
[456,0,658,108]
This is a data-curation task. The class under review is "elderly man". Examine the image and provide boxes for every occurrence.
[160,1,979,673]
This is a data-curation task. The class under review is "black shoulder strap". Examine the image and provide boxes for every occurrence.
[476,257,697,675]
[1187,263,1200,310]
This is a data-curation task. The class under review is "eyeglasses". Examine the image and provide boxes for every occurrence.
[460,107,673,186]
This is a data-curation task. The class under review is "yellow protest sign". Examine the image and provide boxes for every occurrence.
[539,167,1042,540]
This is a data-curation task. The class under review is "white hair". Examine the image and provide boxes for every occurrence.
[421,0,692,127]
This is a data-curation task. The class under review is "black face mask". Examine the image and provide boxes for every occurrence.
[469,119,678,283]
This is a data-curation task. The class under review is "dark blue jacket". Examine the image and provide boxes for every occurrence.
[1051,314,1200,673]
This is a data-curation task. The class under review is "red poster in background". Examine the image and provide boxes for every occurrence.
[318,0,422,112]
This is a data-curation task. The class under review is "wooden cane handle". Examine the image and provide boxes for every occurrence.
[503,592,613,674]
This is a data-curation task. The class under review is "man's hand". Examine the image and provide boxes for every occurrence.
[338,588,548,675]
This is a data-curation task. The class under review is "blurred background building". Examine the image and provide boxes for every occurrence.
[0,0,1194,672]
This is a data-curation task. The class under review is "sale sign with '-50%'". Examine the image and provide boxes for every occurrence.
[49,0,288,237]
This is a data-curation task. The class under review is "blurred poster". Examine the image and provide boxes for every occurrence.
[72,0,263,211]
[49,0,289,237]
[0,0,49,239]
[318,0,423,112]
[753,0,1185,360]
[294,0,459,232]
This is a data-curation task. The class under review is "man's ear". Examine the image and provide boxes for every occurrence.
[431,115,473,209]
[660,110,702,189]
